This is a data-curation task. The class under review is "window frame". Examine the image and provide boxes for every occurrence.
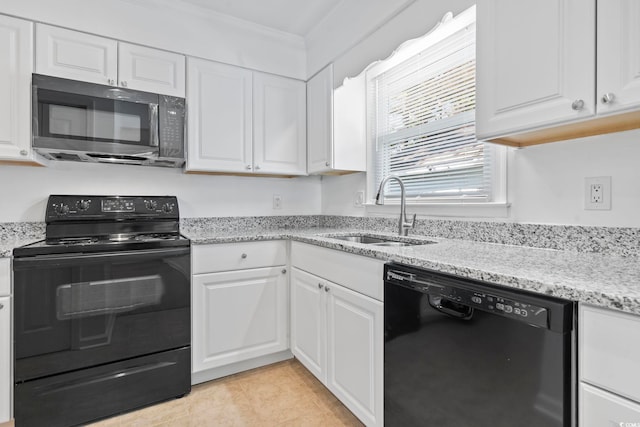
[364,5,508,215]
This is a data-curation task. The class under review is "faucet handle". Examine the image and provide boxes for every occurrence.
[411,213,416,227]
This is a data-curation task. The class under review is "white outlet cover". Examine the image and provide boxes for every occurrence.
[584,176,611,210]
[273,194,282,210]
[354,191,364,207]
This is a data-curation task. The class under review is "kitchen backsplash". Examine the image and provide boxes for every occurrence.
[0,222,45,241]
[320,215,640,257]
[4,216,640,257]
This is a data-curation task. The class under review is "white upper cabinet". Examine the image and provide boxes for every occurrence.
[186,58,307,176]
[596,0,640,116]
[306,64,366,175]
[118,42,185,97]
[0,15,38,164]
[186,57,253,172]
[36,24,117,86]
[253,72,307,175]
[307,64,333,174]
[476,0,596,142]
[477,0,640,147]
[36,24,185,97]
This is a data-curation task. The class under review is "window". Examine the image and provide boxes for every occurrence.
[367,6,504,205]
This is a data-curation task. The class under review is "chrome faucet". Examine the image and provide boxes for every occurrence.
[375,176,416,236]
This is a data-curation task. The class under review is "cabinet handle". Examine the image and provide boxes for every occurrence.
[318,283,324,290]
[0,303,3,310]
[325,286,330,293]
[108,79,115,86]
[601,93,615,104]
[241,253,247,259]
[281,269,287,274]
[255,165,261,170]
[571,99,584,111]
[325,161,330,167]
[20,150,28,156]
[121,81,128,88]
[246,165,252,170]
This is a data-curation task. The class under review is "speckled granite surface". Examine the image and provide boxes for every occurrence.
[320,216,640,257]
[185,226,640,316]
[0,222,44,257]
[3,217,640,315]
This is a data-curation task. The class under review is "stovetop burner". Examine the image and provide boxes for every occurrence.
[14,195,190,257]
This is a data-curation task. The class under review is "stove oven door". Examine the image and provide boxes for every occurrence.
[13,247,191,382]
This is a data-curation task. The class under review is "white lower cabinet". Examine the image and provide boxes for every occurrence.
[579,304,640,426]
[0,296,10,424]
[580,383,640,427]
[291,267,383,427]
[191,242,290,383]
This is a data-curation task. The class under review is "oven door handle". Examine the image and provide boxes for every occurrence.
[13,247,190,268]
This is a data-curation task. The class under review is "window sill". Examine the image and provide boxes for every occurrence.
[363,202,511,219]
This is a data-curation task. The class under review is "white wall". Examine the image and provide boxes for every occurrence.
[321,130,640,227]
[1,0,306,79]
[0,162,321,222]
[509,129,640,227]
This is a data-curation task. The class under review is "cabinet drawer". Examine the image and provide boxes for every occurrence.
[291,242,384,301]
[0,259,9,296]
[192,241,286,274]
[580,304,640,402]
[580,383,640,427]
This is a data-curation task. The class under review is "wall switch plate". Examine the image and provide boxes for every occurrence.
[354,191,364,207]
[585,176,611,210]
[273,194,282,210]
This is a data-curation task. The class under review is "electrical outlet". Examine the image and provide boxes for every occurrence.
[273,194,282,210]
[354,191,364,207]
[585,177,611,210]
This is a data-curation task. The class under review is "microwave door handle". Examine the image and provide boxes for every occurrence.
[149,103,159,147]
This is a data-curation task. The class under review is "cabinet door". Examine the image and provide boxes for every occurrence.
[476,0,596,139]
[0,15,33,162]
[597,0,640,115]
[35,24,117,86]
[253,72,307,175]
[0,297,10,423]
[307,64,333,174]
[186,58,253,173]
[192,267,288,373]
[333,72,366,172]
[290,268,326,382]
[118,42,185,97]
[326,282,383,427]
[580,383,640,427]
[580,304,640,402]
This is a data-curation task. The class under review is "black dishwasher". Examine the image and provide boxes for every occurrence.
[384,263,575,427]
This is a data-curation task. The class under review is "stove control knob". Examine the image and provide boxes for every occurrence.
[54,203,70,216]
[145,200,158,211]
[161,203,174,214]
[76,199,91,211]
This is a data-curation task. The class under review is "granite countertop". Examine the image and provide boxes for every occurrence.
[3,224,639,315]
[185,227,640,316]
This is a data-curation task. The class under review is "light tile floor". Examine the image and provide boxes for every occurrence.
[90,359,364,426]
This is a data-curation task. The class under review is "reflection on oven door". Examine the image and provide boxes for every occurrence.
[56,275,164,349]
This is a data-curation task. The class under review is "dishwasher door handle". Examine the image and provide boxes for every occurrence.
[428,295,474,320]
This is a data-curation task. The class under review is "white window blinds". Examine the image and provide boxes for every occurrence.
[369,10,491,202]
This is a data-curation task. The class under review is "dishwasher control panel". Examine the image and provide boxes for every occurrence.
[386,268,549,329]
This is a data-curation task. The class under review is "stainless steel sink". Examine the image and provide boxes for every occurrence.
[328,234,435,247]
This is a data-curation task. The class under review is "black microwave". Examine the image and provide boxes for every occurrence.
[32,74,185,167]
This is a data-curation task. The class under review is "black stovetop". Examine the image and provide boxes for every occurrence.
[14,195,190,257]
